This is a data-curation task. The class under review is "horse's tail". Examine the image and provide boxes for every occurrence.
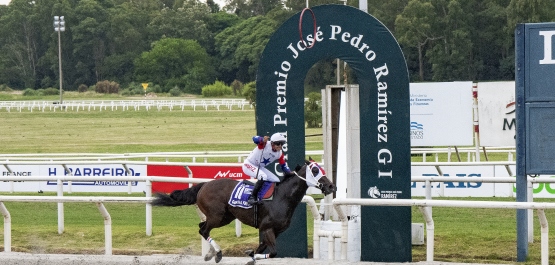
[151,183,205,207]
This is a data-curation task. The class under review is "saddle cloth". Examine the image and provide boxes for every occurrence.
[228,181,275,209]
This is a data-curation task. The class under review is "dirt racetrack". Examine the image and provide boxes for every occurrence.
[0,252,512,265]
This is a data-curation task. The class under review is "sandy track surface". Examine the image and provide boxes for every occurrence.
[0,252,512,265]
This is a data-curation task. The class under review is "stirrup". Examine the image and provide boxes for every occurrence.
[247,196,260,205]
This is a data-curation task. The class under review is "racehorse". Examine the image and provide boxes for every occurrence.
[152,159,336,264]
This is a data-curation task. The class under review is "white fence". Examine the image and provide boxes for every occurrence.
[0,147,515,163]
[2,172,555,264]
[332,198,555,265]
[0,99,253,112]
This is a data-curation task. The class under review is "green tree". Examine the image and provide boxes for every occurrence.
[469,0,512,80]
[427,0,474,81]
[71,0,112,86]
[0,0,44,88]
[102,1,155,84]
[225,0,281,18]
[304,92,322,128]
[242,81,256,107]
[366,0,409,32]
[207,11,242,36]
[134,38,214,93]
[215,15,277,83]
[395,0,441,81]
[147,0,214,52]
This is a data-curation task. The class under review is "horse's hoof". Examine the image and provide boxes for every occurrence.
[246,260,256,265]
[215,250,223,263]
[204,247,216,261]
[244,249,254,257]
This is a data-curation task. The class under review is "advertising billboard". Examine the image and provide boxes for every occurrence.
[476,81,516,147]
[410,82,474,146]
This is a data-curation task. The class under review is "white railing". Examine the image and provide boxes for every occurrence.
[332,198,555,265]
[0,99,253,112]
[0,147,516,163]
[0,175,214,255]
[2,173,555,264]
[411,146,516,162]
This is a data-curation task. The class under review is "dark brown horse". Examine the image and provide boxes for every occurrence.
[152,160,336,264]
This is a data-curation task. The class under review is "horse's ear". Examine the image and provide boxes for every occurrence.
[305,160,310,165]
[295,164,302,172]
[309,156,314,161]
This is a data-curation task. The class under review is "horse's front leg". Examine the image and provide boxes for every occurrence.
[245,241,267,258]
[247,229,277,264]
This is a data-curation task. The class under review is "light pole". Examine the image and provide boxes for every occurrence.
[53,16,65,104]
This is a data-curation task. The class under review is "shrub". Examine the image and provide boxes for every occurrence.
[78,84,88,93]
[95,80,120,94]
[201,81,232,97]
[0,84,13,92]
[230,80,243,96]
[23,88,39,96]
[169,87,182,97]
[43,87,59,95]
[242,81,256,107]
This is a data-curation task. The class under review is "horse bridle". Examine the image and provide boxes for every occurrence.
[294,162,324,189]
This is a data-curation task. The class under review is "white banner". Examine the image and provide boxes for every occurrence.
[476,81,516,146]
[4,163,555,198]
[410,82,474,146]
[412,164,555,198]
[1,164,147,192]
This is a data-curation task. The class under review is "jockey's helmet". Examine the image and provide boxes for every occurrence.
[270,133,286,144]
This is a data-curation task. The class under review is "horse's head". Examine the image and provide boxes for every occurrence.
[295,157,336,196]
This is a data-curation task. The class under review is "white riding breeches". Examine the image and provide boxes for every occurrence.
[242,161,281,182]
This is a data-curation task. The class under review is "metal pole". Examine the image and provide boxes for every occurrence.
[58,29,63,104]
[54,16,65,104]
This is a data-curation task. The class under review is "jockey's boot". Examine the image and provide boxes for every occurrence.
[248,180,264,205]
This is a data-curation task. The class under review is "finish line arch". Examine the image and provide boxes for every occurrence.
[255,4,411,262]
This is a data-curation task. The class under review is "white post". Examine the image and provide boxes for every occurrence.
[537,209,548,265]
[57,179,64,234]
[528,180,534,243]
[359,0,367,13]
[235,220,242,237]
[145,180,152,236]
[472,83,480,162]
[96,202,112,255]
[0,202,11,252]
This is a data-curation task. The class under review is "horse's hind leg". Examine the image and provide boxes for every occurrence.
[199,221,224,263]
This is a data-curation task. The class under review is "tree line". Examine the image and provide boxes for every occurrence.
[0,0,553,95]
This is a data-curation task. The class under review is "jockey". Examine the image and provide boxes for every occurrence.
[242,132,291,205]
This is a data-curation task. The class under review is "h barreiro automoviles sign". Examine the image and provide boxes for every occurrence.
[0,164,247,193]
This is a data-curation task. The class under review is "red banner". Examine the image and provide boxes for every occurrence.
[147,164,246,193]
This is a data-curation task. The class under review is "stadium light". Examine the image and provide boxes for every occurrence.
[53,16,65,104]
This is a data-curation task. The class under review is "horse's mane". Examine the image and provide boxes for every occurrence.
[275,162,307,187]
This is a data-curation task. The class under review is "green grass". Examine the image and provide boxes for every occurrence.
[0,108,259,154]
